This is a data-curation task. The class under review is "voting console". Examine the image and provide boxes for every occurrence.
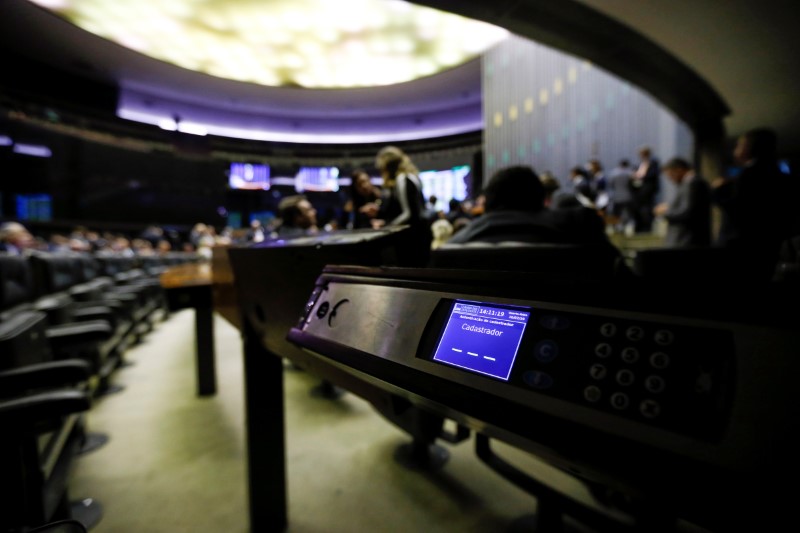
[287,265,800,532]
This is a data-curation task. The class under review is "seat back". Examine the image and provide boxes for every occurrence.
[28,253,83,298]
[0,254,36,313]
[72,254,103,284]
[431,241,626,279]
[0,311,53,370]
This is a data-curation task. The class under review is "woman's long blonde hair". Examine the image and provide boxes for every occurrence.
[375,145,419,187]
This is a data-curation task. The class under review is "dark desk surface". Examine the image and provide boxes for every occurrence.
[159,262,212,289]
[158,251,241,332]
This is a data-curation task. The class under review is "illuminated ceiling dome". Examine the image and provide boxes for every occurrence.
[30,0,508,89]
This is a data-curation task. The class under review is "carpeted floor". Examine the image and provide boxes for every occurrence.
[67,309,705,533]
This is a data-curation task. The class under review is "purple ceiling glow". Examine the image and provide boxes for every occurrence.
[115,58,486,143]
[118,90,483,143]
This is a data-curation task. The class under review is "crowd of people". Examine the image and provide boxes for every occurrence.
[2,130,796,280]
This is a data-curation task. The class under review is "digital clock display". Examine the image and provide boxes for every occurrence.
[432,300,531,380]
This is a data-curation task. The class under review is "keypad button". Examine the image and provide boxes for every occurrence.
[640,399,661,419]
[523,371,554,390]
[621,347,640,364]
[595,343,612,358]
[589,364,607,380]
[540,315,570,330]
[616,369,635,386]
[650,352,670,369]
[654,329,674,346]
[600,322,617,338]
[644,375,666,394]
[534,340,559,363]
[584,386,602,403]
[626,326,645,342]
[695,372,713,394]
[610,392,629,410]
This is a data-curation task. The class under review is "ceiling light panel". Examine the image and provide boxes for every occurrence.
[29,0,508,88]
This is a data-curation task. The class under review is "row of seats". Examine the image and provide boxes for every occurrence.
[0,251,201,532]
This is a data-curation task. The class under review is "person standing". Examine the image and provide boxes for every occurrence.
[363,145,432,266]
[712,128,795,279]
[607,159,635,234]
[631,146,660,232]
[653,158,711,246]
[344,169,381,229]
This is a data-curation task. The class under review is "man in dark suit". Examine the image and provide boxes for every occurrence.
[711,128,795,279]
[447,165,613,248]
[653,158,711,246]
[631,146,660,232]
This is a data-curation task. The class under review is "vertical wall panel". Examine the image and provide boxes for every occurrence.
[483,35,693,194]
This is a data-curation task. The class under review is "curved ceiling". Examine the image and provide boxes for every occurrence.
[3,0,799,153]
[28,0,507,89]
[0,0,499,142]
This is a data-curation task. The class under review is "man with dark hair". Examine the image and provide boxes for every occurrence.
[447,165,611,246]
[653,157,710,246]
[712,127,794,279]
[276,195,318,238]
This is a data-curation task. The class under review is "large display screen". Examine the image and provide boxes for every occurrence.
[433,300,530,380]
[16,193,52,221]
[295,166,339,192]
[229,162,271,190]
[419,165,470,212]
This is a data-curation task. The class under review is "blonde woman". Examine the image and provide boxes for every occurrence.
[364,145,433,266]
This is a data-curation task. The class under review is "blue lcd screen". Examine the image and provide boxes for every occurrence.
[432,300,531,381]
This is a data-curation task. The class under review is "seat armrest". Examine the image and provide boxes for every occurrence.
[70,305,116,326]
[0,389,91,426]
[46,321,113,345]
[32,295,73,325]
[0,360,91,395]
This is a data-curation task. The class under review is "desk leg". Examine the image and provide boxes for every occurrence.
[243,321,287,533]
[195,298,217,396]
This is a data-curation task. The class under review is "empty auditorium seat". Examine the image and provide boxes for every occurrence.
[1,254,122,395]
[94,253,166,334]
[0,301,100,532]
[0,359,96,532]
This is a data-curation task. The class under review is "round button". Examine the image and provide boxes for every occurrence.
[616,369,635,386]
[650,352,671,369]
[654,329,674,346]
[523,371,554,390]
[640,399,661,419]
[589,364,607,380]
[584,386,602,403]
[594,343,612,358]
[610,392,629,410]
[315,301,330,319]
[535,340,559,363]
[621,347,640,364]
[645,375,666,394]
[599,322,617,337]
[626,326,645,342]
